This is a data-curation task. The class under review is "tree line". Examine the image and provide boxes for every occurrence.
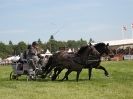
[0,37,94,59]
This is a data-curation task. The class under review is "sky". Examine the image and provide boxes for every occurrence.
[0,0,133,44]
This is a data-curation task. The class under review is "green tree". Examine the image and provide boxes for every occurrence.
[89,38,95,43]
[9,40,13,45]
[47,39,58,53]
[8,40,14,55]
[50,35,54,40]
[38,38,42,45]
[0,42,13,58]
[78,38,87,46]
[67,40,76,48]
[67,39,87,49]
[15,41,27,55]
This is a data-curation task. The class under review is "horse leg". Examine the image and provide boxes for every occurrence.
[42,63,51,75]
[96,65,109,77]
[55,68,63,80]
[41,65,51,78]
[51,67,58,80]
[66,76,69,80]
[76,70,82,82]
[52,68,63,81]
[88,68,92,80]
[61,70,72,81]
[44,66,54,78]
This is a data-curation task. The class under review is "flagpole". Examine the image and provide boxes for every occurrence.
[122,26,127,39]
[132,30,133,39]
[122,30,125,39]
[131,24,133,39]
[122,26,124,39]
[122,27,124,39]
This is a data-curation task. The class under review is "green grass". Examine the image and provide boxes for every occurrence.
[0,61,133,99]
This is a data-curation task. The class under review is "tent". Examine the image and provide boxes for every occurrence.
[67,48,72,53]
[103,39,133,46]
[6,55,20,62]
[41,49,52,57]
[92,38,133,49]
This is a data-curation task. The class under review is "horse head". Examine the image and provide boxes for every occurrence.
[77,43,100,58]
[94,43,112,56]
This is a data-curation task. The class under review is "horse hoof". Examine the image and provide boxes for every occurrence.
[61,79,64,81]
[106,75,109,77]
[51,75,57,81]
[41,75,47,79]
[105,73,109,77]
[51,77,56,81]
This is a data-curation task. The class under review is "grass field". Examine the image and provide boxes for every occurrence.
[0,61,133,99]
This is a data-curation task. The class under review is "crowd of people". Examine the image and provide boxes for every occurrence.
[104,47,133,61]
[112,47,133,55]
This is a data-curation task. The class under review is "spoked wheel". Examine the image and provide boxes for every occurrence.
[27,74,37,81]
[26,75,30,81]
[10,71,18,80]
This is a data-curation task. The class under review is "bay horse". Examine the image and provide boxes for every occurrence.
[42,44,100,81]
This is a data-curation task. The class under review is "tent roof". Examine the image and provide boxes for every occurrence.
[93,39,133,46]
[6,55,20,61]
[41,49,52,57]
[104,39,133,46]
[68,48,72,53]
[45,49,51,54]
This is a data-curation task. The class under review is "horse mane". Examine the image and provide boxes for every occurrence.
[77,45,88,55]
[94,42,105,48]
[94,42,107,55]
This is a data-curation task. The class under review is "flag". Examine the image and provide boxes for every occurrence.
[122,26,127,31]
[131,24,133,29]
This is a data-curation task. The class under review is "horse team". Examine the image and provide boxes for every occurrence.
[41,43,112,81]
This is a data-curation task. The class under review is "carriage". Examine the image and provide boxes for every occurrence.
[9,58,49,81]
[9,49,53,81]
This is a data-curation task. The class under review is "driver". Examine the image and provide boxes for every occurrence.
[27,41,40,70]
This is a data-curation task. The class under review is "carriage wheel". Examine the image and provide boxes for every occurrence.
[26,75,30,81]
[10,72,17,80]
[26,74,36,81]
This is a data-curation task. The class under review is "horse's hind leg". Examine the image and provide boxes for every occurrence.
[96,65,109,77]
[76,70,82,82]
[52,67,63,81]
[44,66,54,78]
[51,68,57,80]
[61,70,72,81]
[88,68,92,80]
